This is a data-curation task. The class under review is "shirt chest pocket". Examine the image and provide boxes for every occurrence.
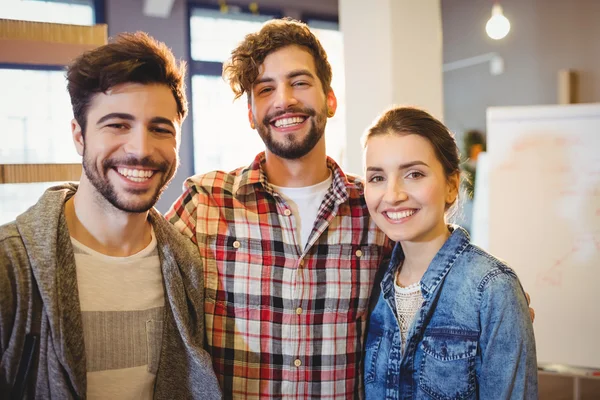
[418,333,478,400]
[204,236,268,307]
[204,238,381,321]
[312,244,381,321]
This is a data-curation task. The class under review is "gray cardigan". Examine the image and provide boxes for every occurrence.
[0,184,221,399]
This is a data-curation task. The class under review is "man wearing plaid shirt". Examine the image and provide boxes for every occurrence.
[167,18,390,399]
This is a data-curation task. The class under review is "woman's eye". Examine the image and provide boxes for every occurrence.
[406,171,425,179]
[368,175,384,183]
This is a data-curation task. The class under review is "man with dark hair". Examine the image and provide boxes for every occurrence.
[0,32,220,399]
[167,18,390,399]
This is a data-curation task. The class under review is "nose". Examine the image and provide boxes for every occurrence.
[123,126,153,158]
[382,179,408,204]
[274,84,298,110]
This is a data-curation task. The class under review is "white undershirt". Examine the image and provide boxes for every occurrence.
[271,173,333,249]
[71,231,164,400]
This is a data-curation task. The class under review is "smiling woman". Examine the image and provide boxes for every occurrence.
[362,106,538,399]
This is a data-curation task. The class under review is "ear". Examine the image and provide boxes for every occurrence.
[446,171,460,205]
[247,103,256,130]
[71,119,84,156]
[326,89,338,118]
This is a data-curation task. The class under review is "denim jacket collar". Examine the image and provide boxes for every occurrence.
[381,225,471,301]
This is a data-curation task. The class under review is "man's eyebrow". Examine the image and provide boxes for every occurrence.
[287,69,315,80]
[253,69,316,86]
[96,113,134,125]
[254,77,274,86]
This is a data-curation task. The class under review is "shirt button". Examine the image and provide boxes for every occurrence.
[283,208,292,216]
[296,307,303,315]
[355,249,363,258]
[294,359,302,367]
[299,259,305,267]
[233,241,241,249]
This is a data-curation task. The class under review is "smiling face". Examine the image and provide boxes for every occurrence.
[248,45,337,160]
[364,133,459,244]
[72,82,181,213]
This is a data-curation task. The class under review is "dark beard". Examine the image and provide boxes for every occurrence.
[256,106,327,160]
[82,151,172,213]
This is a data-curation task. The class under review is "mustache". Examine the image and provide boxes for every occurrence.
[262,107,317,125]
[102,155,169,172]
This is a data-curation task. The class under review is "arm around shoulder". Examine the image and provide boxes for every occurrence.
[477,266,538,399]
[165,179,207,244]
[166,175,224,247]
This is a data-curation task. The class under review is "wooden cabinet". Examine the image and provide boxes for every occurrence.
[539,371,600,400]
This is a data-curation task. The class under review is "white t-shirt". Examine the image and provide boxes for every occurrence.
[71,231,164,400]
[271,173,333,249]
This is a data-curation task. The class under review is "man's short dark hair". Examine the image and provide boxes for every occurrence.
[66,31,187,134]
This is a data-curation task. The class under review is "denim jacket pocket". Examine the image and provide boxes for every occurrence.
[418,332,477,400]
[364,331,384,385]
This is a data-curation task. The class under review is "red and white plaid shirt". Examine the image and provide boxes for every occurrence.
[167,153,390,399]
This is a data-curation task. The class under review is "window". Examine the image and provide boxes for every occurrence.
[306,19,346,168]
[0,0,100,224]
[0,69,81,164]
[189,8,347,174]
[0,0,99,165]
[0,0,96,25]
[189,6,277,174]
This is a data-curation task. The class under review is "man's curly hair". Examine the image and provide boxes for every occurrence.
[223,18,333,101]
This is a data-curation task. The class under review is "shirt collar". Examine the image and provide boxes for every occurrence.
[383,225,471,298]
[233,152,356,204]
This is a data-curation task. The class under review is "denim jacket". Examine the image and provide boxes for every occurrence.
[364,226,537,400]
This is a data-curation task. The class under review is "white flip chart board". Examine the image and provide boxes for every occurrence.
[486,103,600,369]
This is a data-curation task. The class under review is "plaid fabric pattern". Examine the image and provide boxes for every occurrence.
[167,153,390,399]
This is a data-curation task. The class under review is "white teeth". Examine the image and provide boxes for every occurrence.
[386,210,416,220]
[274,116,305,128]
[128,176,147,182]
[116,167,154,181]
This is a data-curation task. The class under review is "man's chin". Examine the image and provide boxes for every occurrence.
[266,145,313,160]
[102,185,164,213]
[267,136,321,160]
[110,197,158,213]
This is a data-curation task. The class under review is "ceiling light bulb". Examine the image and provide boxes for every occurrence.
[486,4,511,40]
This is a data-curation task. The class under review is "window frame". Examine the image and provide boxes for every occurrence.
[185,1,282,174]
[301,13,340,28]
[0,0,106,224]
[186,1,282,78]
[0,0,106,71]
